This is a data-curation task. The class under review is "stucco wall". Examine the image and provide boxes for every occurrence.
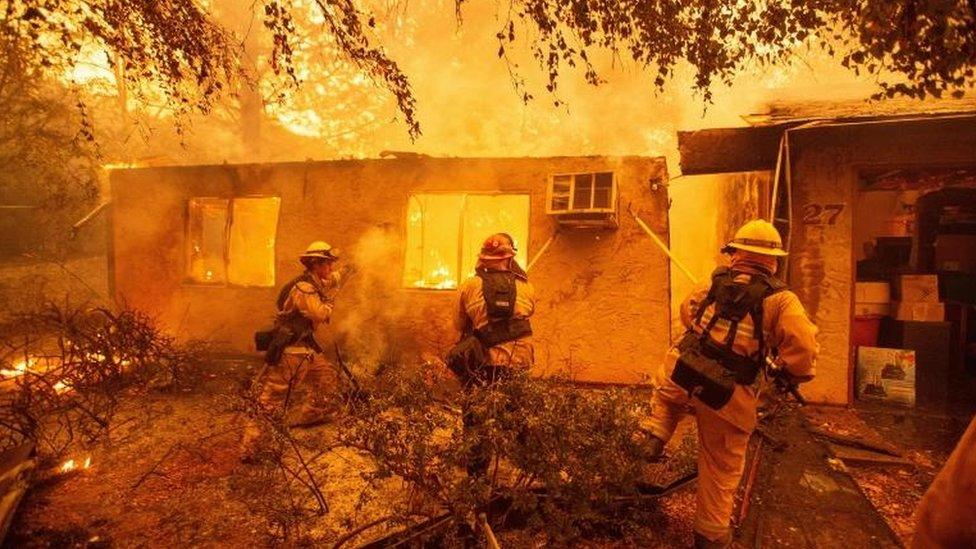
[788,117,976,404]
[668,171,770,338]
[110,156,670,385]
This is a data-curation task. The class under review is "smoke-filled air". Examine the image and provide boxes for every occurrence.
[2,0,976,547]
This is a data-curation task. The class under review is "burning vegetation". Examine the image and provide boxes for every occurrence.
[2,0,976,547]
[0,303,202,457]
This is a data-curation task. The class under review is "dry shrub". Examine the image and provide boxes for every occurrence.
[0,303,203,456]
[340,362,674,544]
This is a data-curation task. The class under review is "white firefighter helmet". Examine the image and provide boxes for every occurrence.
[300,240,340,262]
[722,220,788,256]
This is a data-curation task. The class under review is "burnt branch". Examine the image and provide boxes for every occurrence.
[0,303,203,457]
[462,0,976,103]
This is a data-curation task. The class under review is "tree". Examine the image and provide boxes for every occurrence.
[468,0,976,102]
[0,33,98,257]
[1,0,419,137]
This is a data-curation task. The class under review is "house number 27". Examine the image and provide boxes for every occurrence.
[801,203,846,225]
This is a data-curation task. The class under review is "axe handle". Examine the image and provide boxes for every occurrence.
[629,205,700,285]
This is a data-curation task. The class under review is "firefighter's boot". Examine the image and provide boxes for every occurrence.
[694,530,732,549]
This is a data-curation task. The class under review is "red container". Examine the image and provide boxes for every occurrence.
[853,316,882,347]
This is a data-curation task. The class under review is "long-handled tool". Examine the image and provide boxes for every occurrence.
[525,231,559,273]
[627,203,700,285]
[334,342,365,397]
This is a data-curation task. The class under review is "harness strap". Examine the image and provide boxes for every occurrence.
[688,267,788,385]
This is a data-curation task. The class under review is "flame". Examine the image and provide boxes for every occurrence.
[64,48,116,88]
[413,263,457,289]
[59,456,92,474]
[0,358,34,378]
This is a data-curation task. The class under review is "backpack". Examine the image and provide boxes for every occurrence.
[446,270,532,383]
[670,267,786,409]
[254,272,330,364]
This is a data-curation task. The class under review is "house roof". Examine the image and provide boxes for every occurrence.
[742,97,976,126]
[678,98,976,175]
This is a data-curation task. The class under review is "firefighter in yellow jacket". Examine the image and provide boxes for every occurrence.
[242,241,343,459]
[454,233,535,375]
[449,233,535,477]
[644,220,819,548]
[912,415,976,548]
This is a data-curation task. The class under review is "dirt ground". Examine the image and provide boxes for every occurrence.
[5,357,400,547]
[4,357,701,548]
[5,352,970,548]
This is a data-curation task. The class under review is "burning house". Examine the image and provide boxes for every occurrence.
[678,100,976,408]
[108,155,673,385]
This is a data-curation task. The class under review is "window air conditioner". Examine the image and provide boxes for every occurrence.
[545,172,618,228]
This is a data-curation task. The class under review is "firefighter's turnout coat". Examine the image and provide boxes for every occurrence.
[646,265,819,542]
[454,269,536,370]
[257,271,340,420]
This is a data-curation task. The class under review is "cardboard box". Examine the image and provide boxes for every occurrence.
[856,347,916,406]
[855,302,890,317]
[934,234,976,273]
[895,275,940,303]
[878,320,952,407]
[894,301,945,322]
[855,282,891,304]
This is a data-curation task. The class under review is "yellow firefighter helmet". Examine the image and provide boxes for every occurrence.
[722,220,788,256]
[300,241,340,262]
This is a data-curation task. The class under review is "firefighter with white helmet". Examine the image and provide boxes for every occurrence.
[643,219,819,548]
[242,240,345,460]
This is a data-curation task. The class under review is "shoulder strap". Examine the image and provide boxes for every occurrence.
[275,271,326,311]
[693,267,731,327]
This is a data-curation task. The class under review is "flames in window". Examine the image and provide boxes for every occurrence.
[404,194,530,289]
[186,197,281,286]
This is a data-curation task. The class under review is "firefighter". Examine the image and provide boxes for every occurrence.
[643,220,819,548]
[448,233,535,477]
[241,241,344,459]
[912,415,976,548]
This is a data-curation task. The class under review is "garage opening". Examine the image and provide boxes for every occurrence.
[852,167,976,411]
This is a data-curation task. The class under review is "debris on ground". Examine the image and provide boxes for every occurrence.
[736,406,902,548]
[797,404,971,546]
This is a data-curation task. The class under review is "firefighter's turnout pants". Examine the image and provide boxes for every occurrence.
[242,347,341,447]
[646,347,755,543]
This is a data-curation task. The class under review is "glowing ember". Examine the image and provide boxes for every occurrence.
[59,456,92,474]
[1,358,35,378]
[53,381,70,394]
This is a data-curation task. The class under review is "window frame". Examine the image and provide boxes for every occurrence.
[183,195,282,288]
[402,191,532,292]
[545,171,618,214]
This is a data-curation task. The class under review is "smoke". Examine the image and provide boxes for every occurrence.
[123,0,883,171]
[331,227,416,372]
